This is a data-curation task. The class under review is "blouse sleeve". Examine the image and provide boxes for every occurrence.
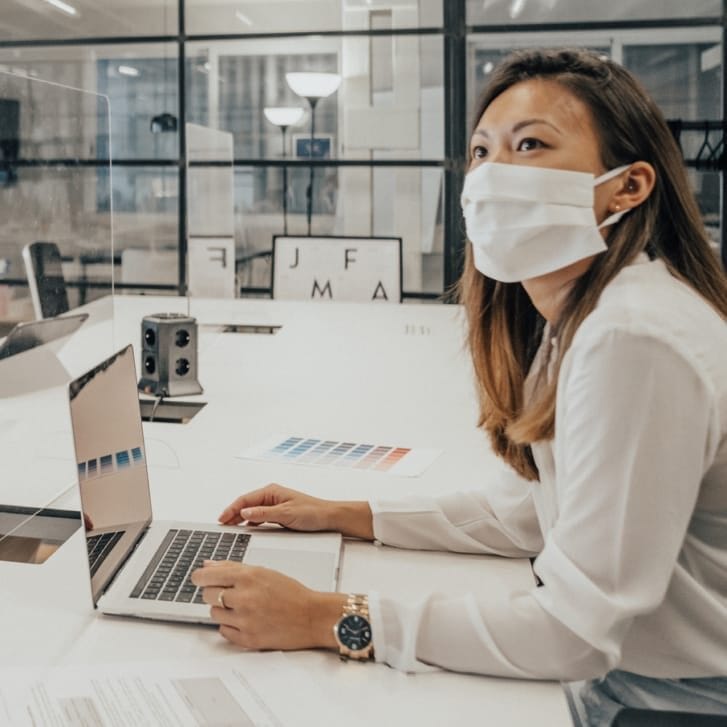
[370,464,544,558]
[368,329,717,679]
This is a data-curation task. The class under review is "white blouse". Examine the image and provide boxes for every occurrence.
[368,256,727,680]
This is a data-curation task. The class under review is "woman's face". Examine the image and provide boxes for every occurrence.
[469,78,617,221]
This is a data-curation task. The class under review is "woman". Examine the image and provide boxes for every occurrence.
[192,49,727,724]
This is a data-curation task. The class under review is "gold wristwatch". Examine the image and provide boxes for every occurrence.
[333,594,374,661]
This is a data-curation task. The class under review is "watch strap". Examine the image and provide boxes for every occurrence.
[335,593,374,661]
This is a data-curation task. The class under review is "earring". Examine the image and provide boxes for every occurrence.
[613,203,621,211]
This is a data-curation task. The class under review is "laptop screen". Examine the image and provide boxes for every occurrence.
[69,344,152,602]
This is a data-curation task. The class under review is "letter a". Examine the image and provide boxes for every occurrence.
[372,281,389,301]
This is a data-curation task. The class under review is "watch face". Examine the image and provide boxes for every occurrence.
[337,614,372,652]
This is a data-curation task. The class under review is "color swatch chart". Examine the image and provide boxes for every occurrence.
[238,436,441,478]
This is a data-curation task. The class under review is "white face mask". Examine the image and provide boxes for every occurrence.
[460,162,631,283]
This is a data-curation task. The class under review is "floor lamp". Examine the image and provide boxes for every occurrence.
[285,72,341,236]
[263,106,304,235]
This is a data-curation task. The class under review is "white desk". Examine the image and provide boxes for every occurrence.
[0,295,571,726]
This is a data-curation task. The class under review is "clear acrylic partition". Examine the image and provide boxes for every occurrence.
[0,70,114,563]
[185,122,236,301]
[183,121,245,359]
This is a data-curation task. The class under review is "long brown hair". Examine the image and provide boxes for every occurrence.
[459,48,727,481]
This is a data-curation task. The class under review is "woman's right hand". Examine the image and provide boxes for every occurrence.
[218,483,374,540]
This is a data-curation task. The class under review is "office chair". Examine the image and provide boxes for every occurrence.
[22,241,70,319]
[612,708,727,726]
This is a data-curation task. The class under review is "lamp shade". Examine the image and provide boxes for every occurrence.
[263,106,305,127]
[285,72,341,99]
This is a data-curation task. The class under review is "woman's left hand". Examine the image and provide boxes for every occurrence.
[190,561,345,651]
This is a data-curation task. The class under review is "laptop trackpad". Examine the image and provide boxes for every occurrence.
[244,548,337,592]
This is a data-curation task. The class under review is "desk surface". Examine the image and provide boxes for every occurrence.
[0,295,571,726]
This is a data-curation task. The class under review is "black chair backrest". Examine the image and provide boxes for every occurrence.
[23,241,69,319]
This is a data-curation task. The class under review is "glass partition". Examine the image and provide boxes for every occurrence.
[0,71,114,562]
[0,43,182,292]
[185,122,235,299]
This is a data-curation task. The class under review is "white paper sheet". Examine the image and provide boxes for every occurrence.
[0,652,348,727]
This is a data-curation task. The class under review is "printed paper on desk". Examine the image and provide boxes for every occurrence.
[238,434,442,477]
[0,652,353,727]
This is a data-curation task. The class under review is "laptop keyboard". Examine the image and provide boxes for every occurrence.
[86,531,125,576]
[130,529,250,604]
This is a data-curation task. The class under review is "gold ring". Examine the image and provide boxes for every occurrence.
[217,589,228,608]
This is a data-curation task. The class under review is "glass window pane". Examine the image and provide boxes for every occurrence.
[0,0,177,41]
[111,166,179,291]
[467,0,720,25]
[0,70,112,322]
[187,35,443,160]
[0,44,179,161]
[692,170,721,252]
[622,42,721,120]
[234,164,443,296]
[185,0,442,36]
[466,28,720,124]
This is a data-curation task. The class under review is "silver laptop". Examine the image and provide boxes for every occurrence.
[68,343,341,623]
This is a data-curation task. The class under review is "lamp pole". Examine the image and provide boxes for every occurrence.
[264,106,304,237]
[285,73,340,237]
[305,96,319,236]
[280,124,289,235]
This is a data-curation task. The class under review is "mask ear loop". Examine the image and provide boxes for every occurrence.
[597,208,629,230]
[594,164,633,229]
[593,164,632,186]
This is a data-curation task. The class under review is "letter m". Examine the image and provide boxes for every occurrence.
[311,279,333,299]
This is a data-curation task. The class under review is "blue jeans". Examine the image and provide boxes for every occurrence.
[564,670,727,726]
